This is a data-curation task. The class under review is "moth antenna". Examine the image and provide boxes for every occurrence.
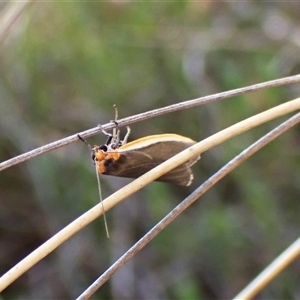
[95,161,110,238]
[77,134,92,149]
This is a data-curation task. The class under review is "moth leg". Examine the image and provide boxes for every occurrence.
[121,126,131,145]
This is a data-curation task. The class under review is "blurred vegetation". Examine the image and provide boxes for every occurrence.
[1,2,300,299]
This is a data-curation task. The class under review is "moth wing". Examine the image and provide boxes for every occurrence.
[158,164,194,186]
[103,139,200,186]
[107,150,166,178]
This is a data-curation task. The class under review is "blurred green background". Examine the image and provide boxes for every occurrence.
[1,2,300,299]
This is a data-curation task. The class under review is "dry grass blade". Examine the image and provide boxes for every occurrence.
[1,74,300,172]
[0,1,32,47]
[233,237,300,300]
[0,98,300,292]
[76,113,300,300]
